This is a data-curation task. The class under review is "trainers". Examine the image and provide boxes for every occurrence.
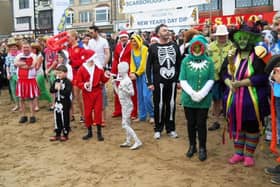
[120,142,131,147]
[50,136,60,141]
[271,176,280,185]
[168,131,178,138]
[154,132,161,139]
[243,156,255,167]
[79,116,84,123]
[130,141,142,150]
[208,122,220,131]
[149,118,155,124]
[29,116,36,123]
[60,136,68,142]
[19,116,28,123]
[264,165,280,176]
[228,154,244,164]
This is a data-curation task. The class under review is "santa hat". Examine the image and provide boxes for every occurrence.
[150,34,159,43]
[119,30,129,38]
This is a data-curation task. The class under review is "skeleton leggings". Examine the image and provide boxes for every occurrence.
[54,101,71,136]
[153,81,177,133]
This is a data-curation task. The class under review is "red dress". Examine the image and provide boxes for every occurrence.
[76,63,109,127]
[15,53,40,99]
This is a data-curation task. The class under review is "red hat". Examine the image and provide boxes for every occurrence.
[119,30,129,38]
[150,34,160,43]
[82,49,95,63]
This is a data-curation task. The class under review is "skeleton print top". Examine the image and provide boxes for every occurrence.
[50,78,72,107]
[146,42,181,85]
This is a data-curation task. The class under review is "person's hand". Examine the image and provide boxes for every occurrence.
[148,85,154,91]
[177,83,181,89]
[225,79,236,93]
[55,82,61,90]
[7,73,11,80]
[190,92,203,102]
[232,79,251,88]
[129,73,137,80]
[104,70,111,78]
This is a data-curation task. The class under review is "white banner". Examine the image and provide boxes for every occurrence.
[119,0,208,13]
[128,7,198,30]
[52,0,70,34]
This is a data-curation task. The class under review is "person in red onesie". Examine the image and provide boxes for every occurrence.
[77,50,110,141]
[67,30,92,123]
[111,30,138,119]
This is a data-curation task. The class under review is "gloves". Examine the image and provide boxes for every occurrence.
[197,80,214,99]
[231,78,251,88]
[191,92,203,102]
[255,45,267,59]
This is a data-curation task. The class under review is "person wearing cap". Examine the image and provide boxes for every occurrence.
[220,22,270,167]
[5,38,20,111]
[208,25,234,131]
[76,49,110,141]
[49,65,72,141]
[31,42,52,112]
[146,24,181,140]
[88,25,111,126]
[130,34,154,123]
[111,30,138,119]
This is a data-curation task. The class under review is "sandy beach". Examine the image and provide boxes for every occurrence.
[0,85,277,187]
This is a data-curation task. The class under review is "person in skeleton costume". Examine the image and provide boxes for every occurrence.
[179,35,214,161]
[112,62,142,150]
[49,65,72,141]
[76,50,110,141]
[220,23,270,167]
[146,24,181,139]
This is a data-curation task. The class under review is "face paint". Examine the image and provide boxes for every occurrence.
[191,41,204,56]
[237,33,250,50]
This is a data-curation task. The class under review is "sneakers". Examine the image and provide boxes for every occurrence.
[120,141,131,147]
[29,116,36,123]
[60,136,68,142]
[228,154,244,164]
[271,176,280,185]
[243,156,254,167]
[264,165,280,176]
[154,132,161,139]
[208,122,220,131]
[19,116,28,123]
[49,136,60,141]
[79,116,84,123]
[11,105,19,112]
[130,141,142,150]
[168,131,178,138]
[149,118,155,124]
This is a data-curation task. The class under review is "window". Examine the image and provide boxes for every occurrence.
[38,10,52,29]
[95,7,110,23]
[66,11,74,25]
[79,0,91,5]
[236,0,272,8]
[69,0,74,5]
[196,0,221,11]
[16,17,30,24]
[19,0,29,9]
[79,11,92,23]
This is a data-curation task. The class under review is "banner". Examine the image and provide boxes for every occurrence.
[199,11,277,27]
[119,0,208,13]
[128,7,198,30]
[52,0,70,34]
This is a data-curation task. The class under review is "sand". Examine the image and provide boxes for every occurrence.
[0,85,277,187]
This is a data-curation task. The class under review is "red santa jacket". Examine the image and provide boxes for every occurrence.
[111,41,131,77]
[76,63,109,92]
[68,45,89,71]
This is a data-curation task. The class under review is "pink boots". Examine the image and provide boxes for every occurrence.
[228,154,255,167]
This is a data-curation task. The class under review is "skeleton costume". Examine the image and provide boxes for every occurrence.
[113,62,142,150]
[50,66,72,139]
[179,35,214,161]
[146,40,181,137]
[76,50,110,141]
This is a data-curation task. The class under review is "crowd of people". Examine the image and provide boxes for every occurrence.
[2,11,280,185]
